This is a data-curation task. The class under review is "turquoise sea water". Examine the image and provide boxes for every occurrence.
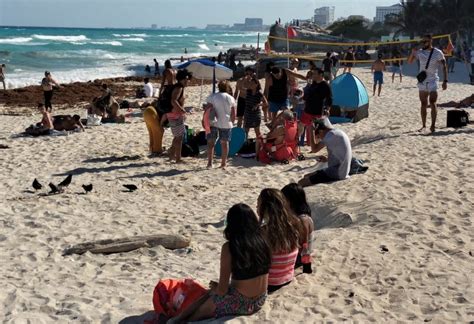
[0,27,260,88]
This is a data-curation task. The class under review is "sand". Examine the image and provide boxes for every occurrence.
[0,65,473,323]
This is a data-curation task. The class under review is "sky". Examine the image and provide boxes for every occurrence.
[0,0,399,28]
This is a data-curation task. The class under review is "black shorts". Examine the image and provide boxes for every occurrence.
[309,169,336,185]
[237,97,246,118]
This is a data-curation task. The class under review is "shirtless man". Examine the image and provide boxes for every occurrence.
[160,59,176,97]
[0,64,6,90]
[53,114,85,131]
[371,54,386,97]
[439,93,474,108]
[234,66,254,128]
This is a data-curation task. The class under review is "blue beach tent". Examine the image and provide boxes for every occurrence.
[330,73,369,124]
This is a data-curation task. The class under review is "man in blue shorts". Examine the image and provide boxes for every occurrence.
[371,53,386,97]
[264,67,290,122]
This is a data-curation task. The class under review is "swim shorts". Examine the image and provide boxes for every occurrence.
[374,71,384,85]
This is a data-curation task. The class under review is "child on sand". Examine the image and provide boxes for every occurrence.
[168,204,271,323]
[257,188,301,293]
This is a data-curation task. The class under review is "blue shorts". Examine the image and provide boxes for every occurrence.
[206,127,232,142]
[269,99,289,113]
[374,71,384,85]
[392,66,401,74]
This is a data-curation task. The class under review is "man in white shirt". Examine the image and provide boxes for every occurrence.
[205,80,236,168]
[408,34,448,133]
[299,118,351,187]
[143,78,154,97]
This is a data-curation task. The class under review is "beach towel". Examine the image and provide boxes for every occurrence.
[152,278,207,317]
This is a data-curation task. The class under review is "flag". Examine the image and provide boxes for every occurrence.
[287,26,298,39]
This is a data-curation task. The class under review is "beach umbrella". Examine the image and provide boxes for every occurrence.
[177,58,233,104]
[330,73,369,123]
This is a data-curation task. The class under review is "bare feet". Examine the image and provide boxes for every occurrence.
[430,125,435,133]
[418,126,426,132]
[207,163,213,169]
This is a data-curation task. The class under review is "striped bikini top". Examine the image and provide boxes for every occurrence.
[268,249,298,286]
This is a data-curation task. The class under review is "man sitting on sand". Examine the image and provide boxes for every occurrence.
[298,118,351,187]
[53,114,85,132]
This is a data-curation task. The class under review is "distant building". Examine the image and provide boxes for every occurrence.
[244,18,263,29]
[374,4,403,23]
[151,24,157,29]
[313,6,335,27]
[206,24,230,31]
[231,18,267,31]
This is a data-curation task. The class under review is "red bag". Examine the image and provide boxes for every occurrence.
[152,279,207,317]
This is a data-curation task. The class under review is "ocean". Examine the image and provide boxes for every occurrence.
[0,27,261,89]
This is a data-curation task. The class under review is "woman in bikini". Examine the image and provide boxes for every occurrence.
[257,188,302,293]
[169,203,271,322]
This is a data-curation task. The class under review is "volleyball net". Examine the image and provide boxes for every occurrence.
[265,33,454,64]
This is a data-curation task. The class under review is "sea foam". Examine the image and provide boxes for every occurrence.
[32,34,89,42]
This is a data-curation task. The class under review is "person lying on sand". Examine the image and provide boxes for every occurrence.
[53,114,85,132]
[438,93,474,108]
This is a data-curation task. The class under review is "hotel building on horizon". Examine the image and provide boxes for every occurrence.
[313,6,335,27]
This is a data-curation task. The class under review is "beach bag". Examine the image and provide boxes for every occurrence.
[447,109,469,128]
[416,48,434,83]
[238,139,256,158]
[152,279,207,317]
[87,114,102,126]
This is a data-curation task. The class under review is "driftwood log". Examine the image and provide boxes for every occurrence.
[63,234,191,255]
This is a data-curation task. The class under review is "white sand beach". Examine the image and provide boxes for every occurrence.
[0,66,473,323]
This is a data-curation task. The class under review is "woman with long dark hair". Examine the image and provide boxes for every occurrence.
[170,203,271,322]
[257,188,301,293]
[159,59,176,97]
[243,77,267,138]
[281,183,314,273]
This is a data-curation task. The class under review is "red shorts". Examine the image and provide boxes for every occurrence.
[300,112,322,126]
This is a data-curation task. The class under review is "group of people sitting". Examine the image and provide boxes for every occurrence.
[25,103,85,136]
[167,183,314,323]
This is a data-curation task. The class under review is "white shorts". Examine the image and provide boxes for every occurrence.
[418,80,438,93]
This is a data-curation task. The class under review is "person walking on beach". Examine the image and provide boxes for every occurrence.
[298,118,351,187]
[153,58,160,76]
[408,34,448,133]
[391,51,403,83]
[321,52,333,82]
[371,53,386,97]
[162,69,192,163]
[41,71,60,112]
[0,64,6,90]
[205,80,236,168]
[343,47,355,74]
[234,67,254,128]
